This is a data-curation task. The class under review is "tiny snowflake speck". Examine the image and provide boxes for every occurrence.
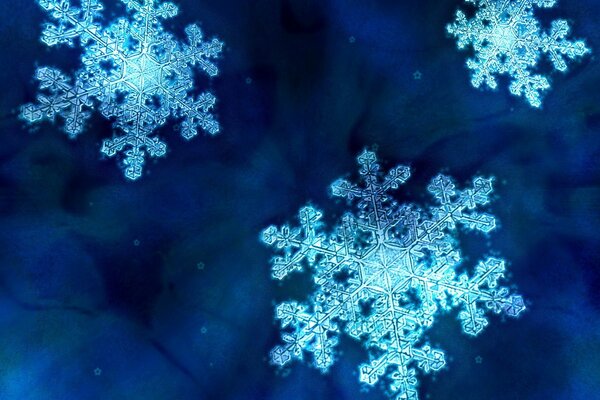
[21,0,223,180]
[447,0,589,108]
[262,150,525,400]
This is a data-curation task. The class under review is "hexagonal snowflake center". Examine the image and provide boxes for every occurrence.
[361,243,409,293]
[121,51,163,94]
[490,22,518,51]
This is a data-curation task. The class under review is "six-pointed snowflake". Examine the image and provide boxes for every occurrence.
[21,0,223,180]
[262,150,525,400]
[447,0,589,108]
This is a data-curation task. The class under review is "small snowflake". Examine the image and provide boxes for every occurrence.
[93,367,102,376]
[413,70,423,80]
[447,0,589,108]
[21,0,223,180]
[262,150,525,400]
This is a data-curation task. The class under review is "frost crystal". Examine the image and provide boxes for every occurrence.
[262,150,525,400]
[21,0,223,180]
[447,0,589,108]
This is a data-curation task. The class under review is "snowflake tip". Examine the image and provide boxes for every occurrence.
[504,294,526,317]
[271,345,293,366]
[261,226,278,245]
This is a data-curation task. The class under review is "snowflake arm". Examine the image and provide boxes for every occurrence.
[447,0,590,108]
[21,0,223,180]
[263,150,525,400]
[38,0,104,47]
[540,19,589,72]
[179,24,223,78]
[21,67,98,138]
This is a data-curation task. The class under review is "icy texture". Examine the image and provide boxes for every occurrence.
[262,150,525,400]
[21,0,223,180]
[447,0,589,108]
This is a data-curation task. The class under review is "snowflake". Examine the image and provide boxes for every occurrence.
[261,150,525,400]
[20,0,223,180]
[447,0,589,108]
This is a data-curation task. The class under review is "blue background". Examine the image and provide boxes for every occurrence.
[0,0,599,399]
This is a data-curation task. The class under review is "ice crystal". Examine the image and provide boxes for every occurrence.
[262,150,525,400]
[21,0,223,180]
[447,0,589,108]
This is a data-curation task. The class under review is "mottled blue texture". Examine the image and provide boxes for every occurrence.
[1,0,599,399]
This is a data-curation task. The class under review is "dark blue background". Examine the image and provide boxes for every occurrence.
[0,0,599,399]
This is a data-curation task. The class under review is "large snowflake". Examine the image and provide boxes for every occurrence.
[262,150,525,400]
[20,0,223,180]
[447,0,589,108]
